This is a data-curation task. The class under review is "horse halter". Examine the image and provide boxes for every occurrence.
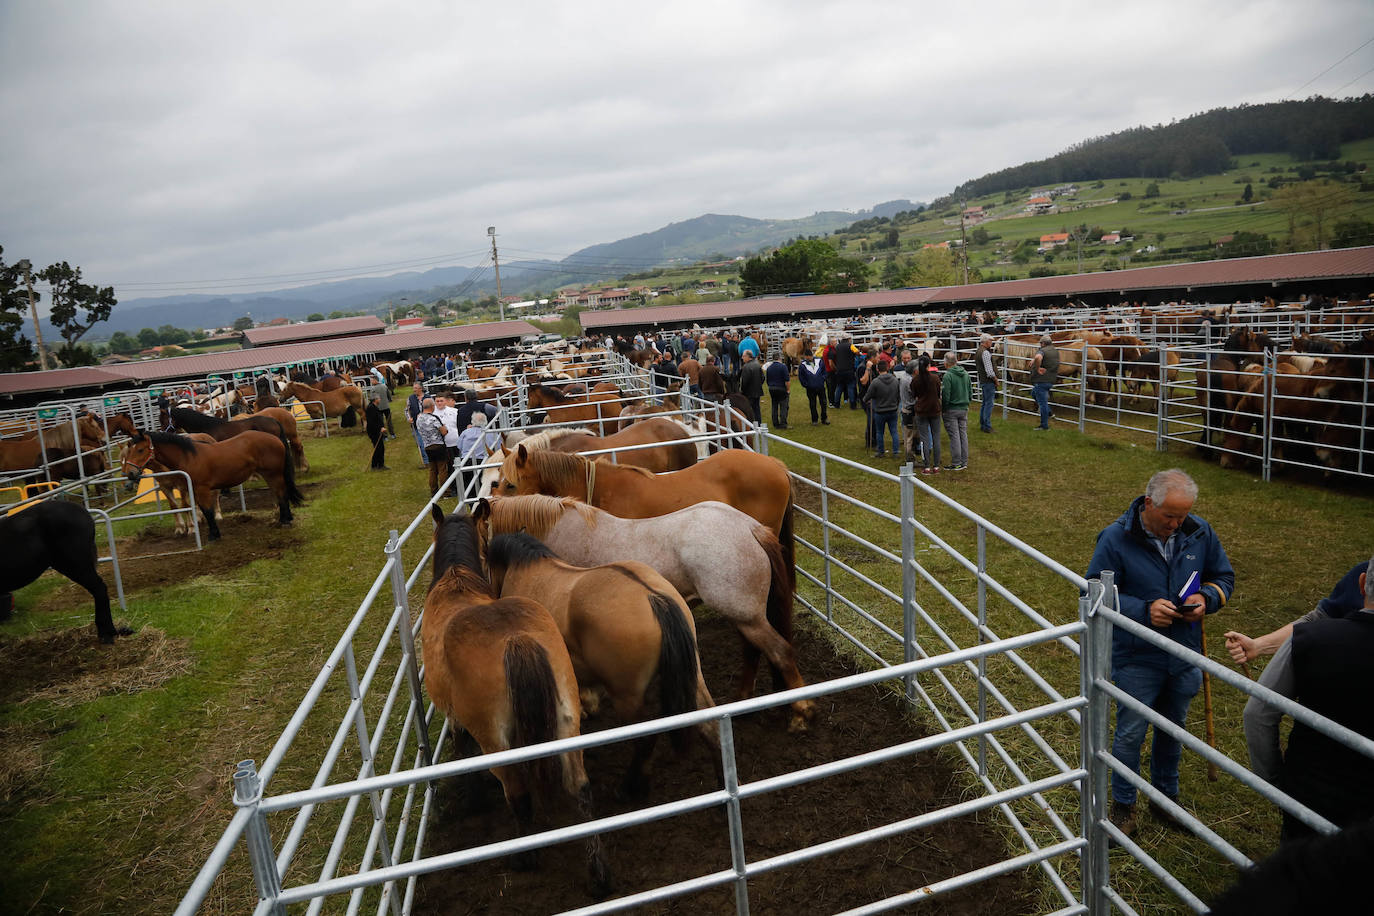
[120,436,153,477]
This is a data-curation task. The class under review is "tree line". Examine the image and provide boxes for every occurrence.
[935,96,1374,208]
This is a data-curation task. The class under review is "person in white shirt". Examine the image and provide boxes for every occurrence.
[434,394,463,475]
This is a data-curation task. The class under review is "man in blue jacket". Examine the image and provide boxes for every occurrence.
[1086,468,1234,839]
[764,358,791,430]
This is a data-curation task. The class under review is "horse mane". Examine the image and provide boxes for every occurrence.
[144,429,200,453]
[516,427,593,452]
[487,531,559,571]
[170,407,224,432]
[430,512,494,597]
[519,449,589,491]
[488,494,597,539]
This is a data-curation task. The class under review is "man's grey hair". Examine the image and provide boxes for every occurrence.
[944,351,958,366]
[421,397,435,409]
[1145,468,1198,504]
[1040,334,1054,346]
[980,334,994,345]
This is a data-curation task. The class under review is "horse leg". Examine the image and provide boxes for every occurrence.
[561,755,612,900]
[199,492,222,540]
[734,618,815,733]
[51,552,115,643]
[449,728,500,816]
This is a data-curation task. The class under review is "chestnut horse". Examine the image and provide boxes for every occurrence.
[281,381,364,436]
[171,406,308,471]
[474,495,813,732]
[423,508,611,895]
[512,417,698,473]
[110,417,221,535]
[119,430,303,540]
[525,383,623,435]
[485,531,719,795]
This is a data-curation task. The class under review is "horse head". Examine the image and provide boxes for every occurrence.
[119,430,154,486]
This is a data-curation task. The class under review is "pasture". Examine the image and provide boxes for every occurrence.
[0,378,1370,914]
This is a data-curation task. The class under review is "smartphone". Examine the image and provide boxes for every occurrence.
[1180,603,1203,613]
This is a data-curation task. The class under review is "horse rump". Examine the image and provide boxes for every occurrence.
[503,635,564,801]
[647,591,701,752]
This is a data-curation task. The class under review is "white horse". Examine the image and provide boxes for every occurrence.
[472,494,814,732]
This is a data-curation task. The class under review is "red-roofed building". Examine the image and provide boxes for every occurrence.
[1039,233,1070,250]
[1026,196,1054,214]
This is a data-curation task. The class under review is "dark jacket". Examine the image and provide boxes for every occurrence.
[976,346,998,385]
[798,358,827,391]
[365,402,385,439]
[455,399,496,433]
[1086,495,1235,671]
[1034,344,1060,386]
[863,372,901,413]
[1282,609,1374,829]
[652,359,681,390]
[831,339,858,375]
[765,360,790,391]
[739,359,764,398]
[911,365,942,418]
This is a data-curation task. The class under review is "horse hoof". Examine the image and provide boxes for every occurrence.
[787,715,810,735]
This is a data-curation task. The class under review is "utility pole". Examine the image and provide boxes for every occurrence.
[488,226,503,322]
[1070,224,1091,274]
[16,259,50,370]
[959,203,969,285]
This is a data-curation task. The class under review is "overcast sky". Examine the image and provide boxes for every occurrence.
[2,0,1371,303]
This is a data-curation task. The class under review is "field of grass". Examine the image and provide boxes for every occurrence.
[0,381,1370,914]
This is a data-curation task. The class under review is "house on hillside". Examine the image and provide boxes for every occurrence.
[395,317,427,331]
[962,205,985,223]
[1101,233,1122,245]
[1038,232,1069,252]
[1025,196,1054,214]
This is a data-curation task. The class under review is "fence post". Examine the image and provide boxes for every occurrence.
[719,716,752,916]
[1155,346,1167,453]
[1078,355,1088,433]
[820,455,833,623]
[1261,350,1274,483]
[1080,574,1113,916]
[899,463,918,702]
[386,529,434,768]
[233,760,286,916]
[976,525,988,778]
[755,423,768,455]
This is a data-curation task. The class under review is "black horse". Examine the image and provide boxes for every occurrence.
[0,500,117,643]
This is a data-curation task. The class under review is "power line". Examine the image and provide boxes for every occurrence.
[1332,65,1374,96]
[1286,35,1374,99]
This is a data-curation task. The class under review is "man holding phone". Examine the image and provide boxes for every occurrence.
[1087,469,1235,840]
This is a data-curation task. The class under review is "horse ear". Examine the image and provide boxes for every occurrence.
[473,498,490,522]
[516,443,529,465]
[430,503,445,527]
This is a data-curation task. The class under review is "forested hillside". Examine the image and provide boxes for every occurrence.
[937,96,1374,207]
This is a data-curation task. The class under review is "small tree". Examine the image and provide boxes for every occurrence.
[307,312,325,322]
[233,315,254,331]
[1144,182,1161,198]
[39,261,116,349]
[0,247,36,371]
[1242,183,1253,203]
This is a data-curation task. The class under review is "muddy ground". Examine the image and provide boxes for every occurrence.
[414,615,1036,915]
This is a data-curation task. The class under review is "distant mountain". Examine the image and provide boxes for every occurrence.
[90,200,920,335]
[565,203,919,267]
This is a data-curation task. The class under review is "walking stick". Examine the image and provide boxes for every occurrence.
[1201,617,1219,782]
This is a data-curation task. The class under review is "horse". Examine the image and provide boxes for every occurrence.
[126,430,223,536]
[119,430,304,540]
[516,418,698,474]
[485,531,719,795]
[496,445,795,583]
[474,495,813,732]
[1123,348,1181,406]
[170,406,307,471]
[280,381,364,436]
[525,383,623,434]
[0,418,108,480]
[780,335,812,369]
[0,500,118,643]
[423,508,611,896]
[254,376,281,409]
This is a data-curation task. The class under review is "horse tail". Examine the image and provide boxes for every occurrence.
[504,635,563,801]
[340,405,358,428]
[753,525,795,645]
[779,488,796,591]
[280,434,306,506]
[649,590,700,752]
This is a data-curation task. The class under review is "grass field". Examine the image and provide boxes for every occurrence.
[0,383,1371,914]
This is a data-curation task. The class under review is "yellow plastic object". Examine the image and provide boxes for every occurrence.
[291,402,312,422]
[133,472,164,505]
[2,481,61,515]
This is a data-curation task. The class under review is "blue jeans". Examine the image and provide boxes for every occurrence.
[833,373,857,408]
[872,411,898,454]
[1032,382,1053,428]
[915,416,941,468]
[410,424,428,465]
[1110,663,1202,805]
[979,382,996,431]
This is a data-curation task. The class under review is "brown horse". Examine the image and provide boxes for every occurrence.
[525,383,623,435]
[423,508,611,895]
[0,416,108,480]
[485,531,718,796]
[171,406,308,471]
[281,381,364,436]
[124,429,223,536]
[780,335,812,369]
[515,417,698,473]
[496,446,795,579]
[1123,348,1181,406]
[119,430,304,540]
[474,495,813,732]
